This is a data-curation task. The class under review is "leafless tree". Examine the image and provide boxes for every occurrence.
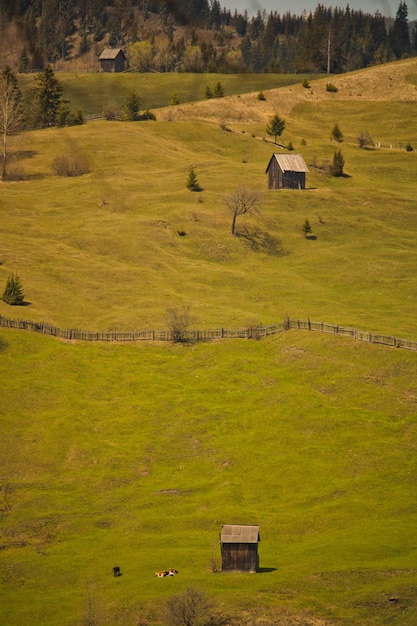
[165,304,193,343]
[222,186,261,236]
[163,586,228,626]
[0,67,25,182]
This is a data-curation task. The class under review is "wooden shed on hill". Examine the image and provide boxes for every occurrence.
[220,524,260,572]
[266,153,309,190]
[99,48,127,72]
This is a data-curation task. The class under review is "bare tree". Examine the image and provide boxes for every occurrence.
[163,586,226,626]
[223,186,261,236]
[0,66,25,182]
[165,304,193,343]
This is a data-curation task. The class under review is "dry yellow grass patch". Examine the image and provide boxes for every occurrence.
[157,58,417,128]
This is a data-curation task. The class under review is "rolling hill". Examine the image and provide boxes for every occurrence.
[0,60,417,626]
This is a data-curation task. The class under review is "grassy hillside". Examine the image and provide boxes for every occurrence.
[17,72,315,116]
[0,329,416,626]
[1,59,417,625]
[2,61,417,336]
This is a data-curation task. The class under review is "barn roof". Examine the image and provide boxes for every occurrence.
[99,48,126,60]
[221,524,260,543]
[266,153,309,173]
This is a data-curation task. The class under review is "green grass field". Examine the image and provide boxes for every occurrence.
[1,61,417,625]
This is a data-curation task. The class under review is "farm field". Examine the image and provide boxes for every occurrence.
[1,59,417,625]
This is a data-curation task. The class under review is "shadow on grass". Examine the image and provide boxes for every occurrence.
[14,150,38,160]
[0,337,9,353]
[257,567,278,573]
[236,225,285,256]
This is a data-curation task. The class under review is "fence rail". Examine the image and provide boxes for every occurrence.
[0,314,416,351]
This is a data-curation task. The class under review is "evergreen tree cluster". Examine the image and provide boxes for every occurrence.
[0,1,416,73]
[2,274,24,305]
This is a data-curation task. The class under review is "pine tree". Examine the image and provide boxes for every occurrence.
[266,114,286,144]
[205,86,213,99]
[31,66,63,128]
[332,149,345,177]
[331,123,344,142]
[390,1,410,58]
[186,166,201,191]
[213,82,225,98]
[302,219,312,238]
[2,274,24,305]
[123,90,142,121]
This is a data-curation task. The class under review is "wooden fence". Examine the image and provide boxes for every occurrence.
[0,314,416,351]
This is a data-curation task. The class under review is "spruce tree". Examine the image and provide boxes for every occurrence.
[186,166,201,191]
[302,219,312,238]
[123,90,142,121]
[332,149,345,177]
[2,274,24,305]
[266,114,286,144]
[31,66,63,127]
[213,82,225,98]
[331,123,344,143]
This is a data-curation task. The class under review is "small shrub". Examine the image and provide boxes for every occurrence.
[177,230,186,237]
[357,130,375,149]
[52,150,90,177]
[104,104,119,120]
[70,108,84,125]
[326,82,338,92]
[205,86,213,99]
[3,162,26,181]
[139,110,156,121]
[302,77,310,88]
[257,90,266,100]
[286,141,294,151]
[406,142,414,152]
[169,92,180,106]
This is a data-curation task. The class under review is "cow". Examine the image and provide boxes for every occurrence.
[155,568,178,577]
[167,568,178,576]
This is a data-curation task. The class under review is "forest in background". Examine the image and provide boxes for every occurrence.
[0,0,417,74]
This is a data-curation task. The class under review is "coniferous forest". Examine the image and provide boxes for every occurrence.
[0,0,416,74]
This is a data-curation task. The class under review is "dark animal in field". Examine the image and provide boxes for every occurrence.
[113,566,121,577]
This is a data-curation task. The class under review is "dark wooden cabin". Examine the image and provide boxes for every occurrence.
[220,524,260,572]
[266,153,309,189]
[99,48,127,73]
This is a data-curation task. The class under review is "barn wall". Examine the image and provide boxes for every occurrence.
[114,54,125,72]
[267,159,282,189]
[221,543,258,572]
[100,60,115,73]
[100,54,125,73]
[283,171,305,189]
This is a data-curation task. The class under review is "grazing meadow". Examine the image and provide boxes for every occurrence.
[1,59,417,625]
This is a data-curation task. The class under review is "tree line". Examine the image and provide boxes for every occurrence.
[0,0,416,74]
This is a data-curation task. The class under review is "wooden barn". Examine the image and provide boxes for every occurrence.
[220,524,260,572]
[266,153,309,190]
[99,48,127,73]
